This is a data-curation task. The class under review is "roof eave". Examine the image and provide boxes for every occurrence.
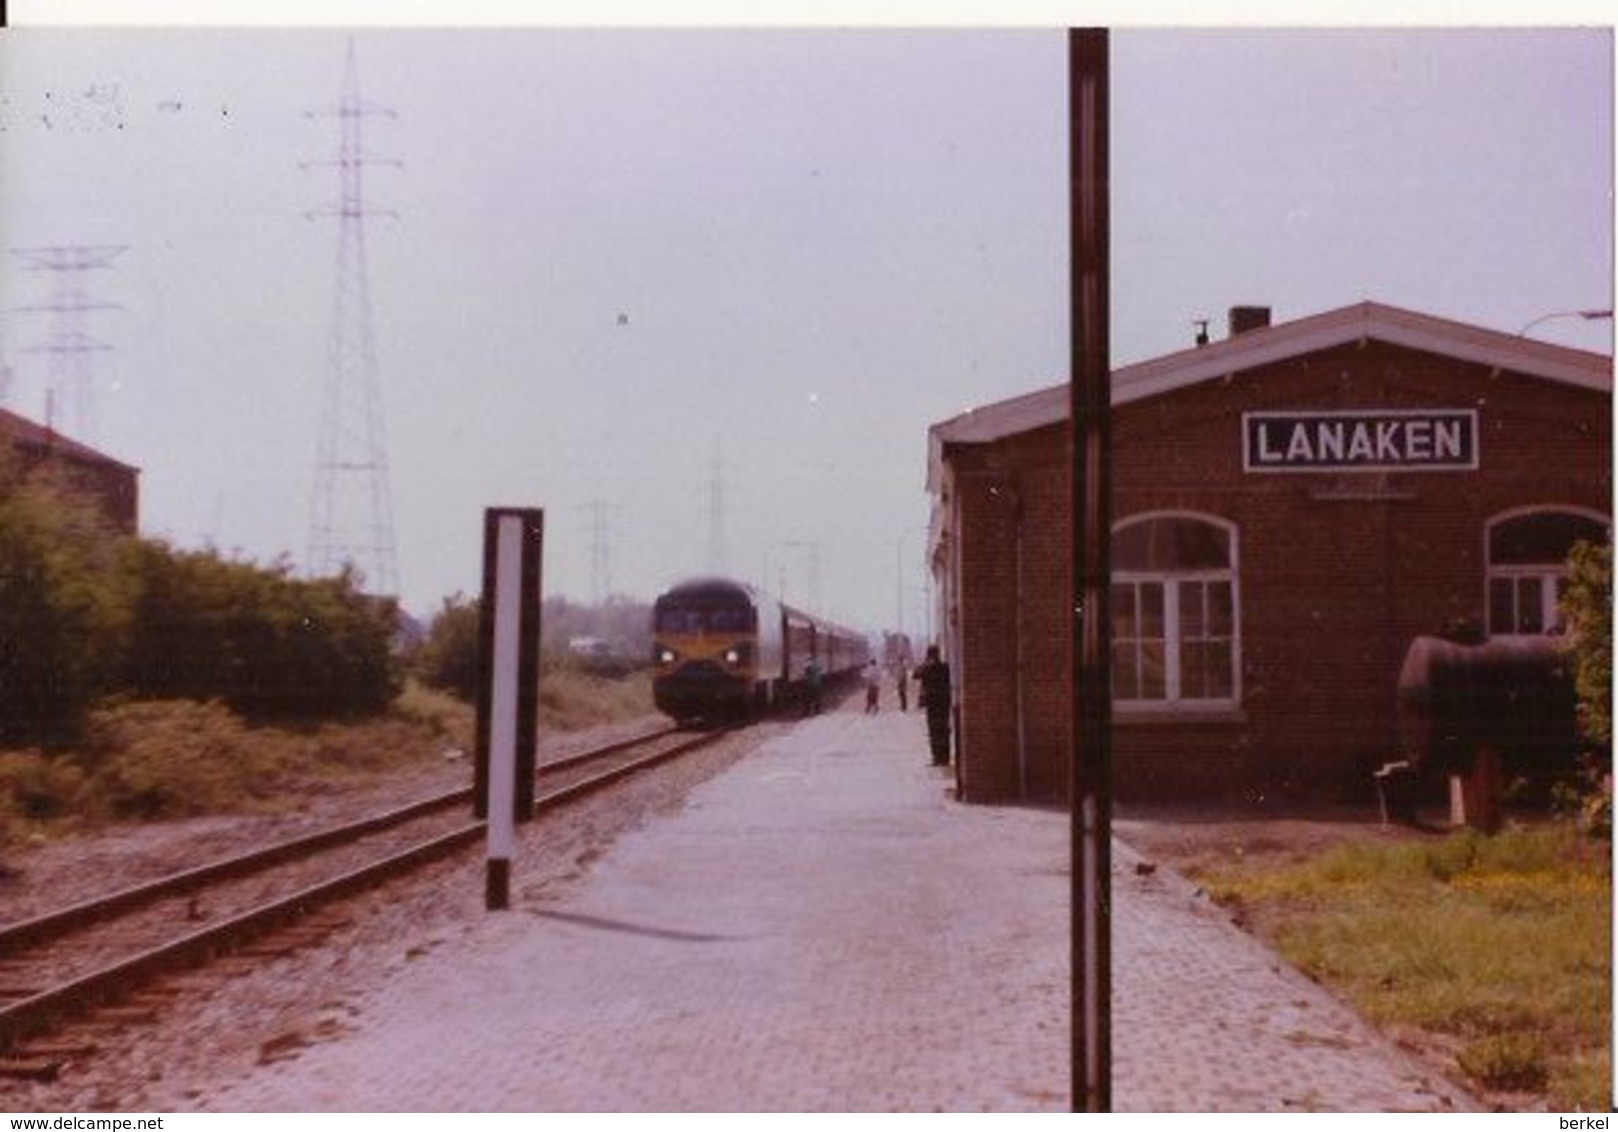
[925,301,1613,456]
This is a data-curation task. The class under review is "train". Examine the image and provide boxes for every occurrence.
[651,575,871,724]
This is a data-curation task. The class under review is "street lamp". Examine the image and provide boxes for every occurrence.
[1517,308,1613,338]
[761,544,784,599]
[764,540,820,607]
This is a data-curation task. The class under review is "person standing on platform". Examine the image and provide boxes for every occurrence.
[802,658,822,717]
[894,660,910,711]
[914,645,952,766]
[863,660,882,713]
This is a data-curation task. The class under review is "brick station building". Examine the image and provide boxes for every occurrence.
[925,301,1611,803]
[1,406,140,534]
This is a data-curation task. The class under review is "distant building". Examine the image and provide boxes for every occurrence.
[567,635,613,661]
[0,406,140,534]
[926,301,1611,803]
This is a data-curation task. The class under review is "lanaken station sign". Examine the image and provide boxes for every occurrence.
[1243,409,1478,473]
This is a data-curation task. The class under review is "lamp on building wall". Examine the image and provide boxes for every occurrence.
[1516,308,1613,338]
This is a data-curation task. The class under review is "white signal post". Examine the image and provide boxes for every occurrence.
[474,508,544,911]
[485,515,523,906]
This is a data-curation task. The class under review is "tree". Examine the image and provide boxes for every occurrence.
[1563,540,1612,748]
[0,466,134,743]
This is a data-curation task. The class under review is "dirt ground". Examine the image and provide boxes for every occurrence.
[1113,797,1456,880]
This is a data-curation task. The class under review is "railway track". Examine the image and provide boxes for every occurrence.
[0,723,728,1071]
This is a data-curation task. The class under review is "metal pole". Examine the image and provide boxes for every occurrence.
[1069,27,1113,1113]
[897,532,906,637]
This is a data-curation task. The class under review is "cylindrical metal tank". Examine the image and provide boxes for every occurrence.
[1395,634,1579,778]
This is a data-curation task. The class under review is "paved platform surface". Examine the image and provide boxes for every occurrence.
[204,707,1477,1112]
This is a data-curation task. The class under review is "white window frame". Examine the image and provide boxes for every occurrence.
[1484,505,1609,638]
[1112,511,1242,713]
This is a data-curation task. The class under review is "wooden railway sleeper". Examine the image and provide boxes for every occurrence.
[0,1057,62,1083]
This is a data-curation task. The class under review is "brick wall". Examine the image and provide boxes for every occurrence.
[8,445,139,535]
[2,409,140,535]
[942,341,1610,803]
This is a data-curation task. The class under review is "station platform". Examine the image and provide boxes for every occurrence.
[204,704,1476,1112]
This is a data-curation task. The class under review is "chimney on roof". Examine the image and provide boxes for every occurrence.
[1193,319,1210,347]
[1228,305,1272,337]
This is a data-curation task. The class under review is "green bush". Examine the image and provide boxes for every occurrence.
[3,454,402,737]
[1564,541,1611,748]
[124,546,401,719]
[414,593,481,701]
[0,474,134,743]
[1562,541,1612,838]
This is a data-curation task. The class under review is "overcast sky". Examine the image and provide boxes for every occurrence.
[0,15,1611,635]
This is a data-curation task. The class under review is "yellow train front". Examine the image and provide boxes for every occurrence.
[651,576,868,725]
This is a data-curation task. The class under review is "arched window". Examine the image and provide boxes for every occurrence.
[1112,513,1239,706]
[1486,508,1609,635]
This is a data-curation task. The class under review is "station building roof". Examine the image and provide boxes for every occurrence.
[926,300,1612,491]
[1,405,140,474]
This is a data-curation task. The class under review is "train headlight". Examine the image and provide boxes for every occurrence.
[658,648,676,665]
[724,648,741,666]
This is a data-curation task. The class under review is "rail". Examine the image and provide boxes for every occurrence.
[0,723,724,1060]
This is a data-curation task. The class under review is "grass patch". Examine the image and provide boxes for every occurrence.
[1202,824,1611,1110]
[1,671,654,851]
[1458,1033,1549,1093]
[539,664,653,731]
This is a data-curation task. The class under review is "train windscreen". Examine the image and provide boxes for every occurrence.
[655,605,756,634]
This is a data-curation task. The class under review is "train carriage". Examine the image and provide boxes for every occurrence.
[652,576,868,724]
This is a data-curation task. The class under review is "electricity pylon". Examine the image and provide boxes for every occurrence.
[305,39,400,598]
